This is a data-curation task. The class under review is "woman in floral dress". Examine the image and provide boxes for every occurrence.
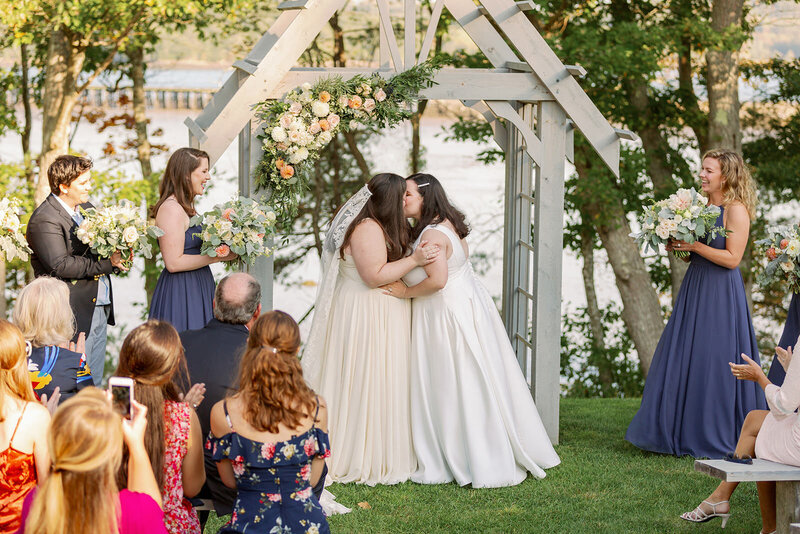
[208,311,330,534]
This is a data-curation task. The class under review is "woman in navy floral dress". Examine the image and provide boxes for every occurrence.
[207,311,330,534]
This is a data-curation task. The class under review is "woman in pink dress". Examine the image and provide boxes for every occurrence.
[17,388,167,534]
[681,333,800,534]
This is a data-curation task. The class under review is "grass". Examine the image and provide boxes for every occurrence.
[204,398,763,533]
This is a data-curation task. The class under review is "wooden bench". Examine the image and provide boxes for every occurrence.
[695,459,800,534]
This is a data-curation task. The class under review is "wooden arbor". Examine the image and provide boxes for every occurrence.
[185,0,633,444]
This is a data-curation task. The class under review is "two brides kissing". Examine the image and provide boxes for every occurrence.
[302,172,560,488]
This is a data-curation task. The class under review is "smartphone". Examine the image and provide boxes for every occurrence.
[108,376,134,420]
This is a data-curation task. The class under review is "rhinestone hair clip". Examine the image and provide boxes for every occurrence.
[417,182,430,188]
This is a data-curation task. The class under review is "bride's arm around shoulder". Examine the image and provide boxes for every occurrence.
[349,219,435,288]
[397,228,450,298]
[155,199,220,273]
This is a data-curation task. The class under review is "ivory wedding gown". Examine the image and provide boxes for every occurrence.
[310,254,417,485]
[404,224,560,487]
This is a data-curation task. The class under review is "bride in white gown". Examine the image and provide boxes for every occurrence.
[382,173,561,488]
[302,173,439,486]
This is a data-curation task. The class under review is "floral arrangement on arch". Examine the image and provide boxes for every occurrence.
[755,224,800,293]
[0,197,32,262]
[253,58,443,228]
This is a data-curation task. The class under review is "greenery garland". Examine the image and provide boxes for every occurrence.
[253,57,444,229]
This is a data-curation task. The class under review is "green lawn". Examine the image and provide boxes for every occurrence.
[205,398,763,533]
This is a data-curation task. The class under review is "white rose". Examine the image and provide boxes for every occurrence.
[312,100,330,118]
[338,95,349,108]
[374,88,387,102]
[318,131,332,145]
[349,120,359,130]
[122,226,139,244]
[289,147,310,164]
[363,98,376,112]
[289,101,303,115]
[266,211,276,224]
[655,222,670,240]
[300,91,313,103]
[309,122,321,134]
[781,261,795,273]
[288,130,302,144]
[673,214,683,224]
[301,82,312,91]
[271,127,287,143]
[219,220,233,234]
[786,239,800,258]
[327,113,340,128]
[279,114,293,129]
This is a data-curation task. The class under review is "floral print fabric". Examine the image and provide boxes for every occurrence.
[207,427,331,534]
[163,401,202,534]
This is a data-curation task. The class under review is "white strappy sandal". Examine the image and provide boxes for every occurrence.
[680,500,731,528]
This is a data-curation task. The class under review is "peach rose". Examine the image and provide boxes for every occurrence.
[327,113,340,128]
[781,239,789,249]
[348,95,362,109]
[338,95,350,108]
[374,88,387,102]
[215,244,230,257]
[289,102,303,115]
[222,208,236,221]
[363,98,376,112]
[318,119,330,131]
[281,164,295,179]
[309,122,322,134]
[319,91,331,103]
[275,158,286,170]
[767,247,778,260]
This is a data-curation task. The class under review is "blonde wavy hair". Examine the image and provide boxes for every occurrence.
[0,319,36,423]
[24,388,122,534]
[13,277,75,347]
[702,149,758,220]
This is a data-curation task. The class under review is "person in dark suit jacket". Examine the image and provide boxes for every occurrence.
[180,272,261,524]
[26,156,126,386]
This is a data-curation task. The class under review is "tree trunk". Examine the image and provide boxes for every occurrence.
[579,224,612,389]
[707,0,744,151]
[130,45,159,307]
[37,28,85,205]
[409,100,428,174]
[343,132,370,181]
[20,44,34,182]
[330,13,346,68]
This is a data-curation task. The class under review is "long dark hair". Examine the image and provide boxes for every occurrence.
[340,173,410,261]
[114,320,187,491]
[407,173,470,240]
[151,147,209,218]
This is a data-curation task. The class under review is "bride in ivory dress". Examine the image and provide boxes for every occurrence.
[301,173,439,485]
[381,173,560,488]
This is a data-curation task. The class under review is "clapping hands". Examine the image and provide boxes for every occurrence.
[777,345,793,372]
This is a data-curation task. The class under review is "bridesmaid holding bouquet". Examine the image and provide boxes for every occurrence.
[149,148,236,332]
[625,149,767,458]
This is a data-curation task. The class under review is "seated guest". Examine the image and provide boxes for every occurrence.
[180,272,260,523]
[17,388,167,534]
[13,277,93,403]
[0,320,50,534]
[682,334,800,534]
[208,311,331,534]
[115,321,205,534]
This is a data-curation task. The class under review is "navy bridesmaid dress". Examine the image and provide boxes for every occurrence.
[625,207,767,458]
[766,292,800,386]
[149,224,215,332]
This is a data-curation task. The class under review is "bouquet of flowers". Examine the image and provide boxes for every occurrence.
[190,197,277,265]
[629,187,727,258]
[755,224,800,293]
[76,200,164,269]
[0,197,32,262]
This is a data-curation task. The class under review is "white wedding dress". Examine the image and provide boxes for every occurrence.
[404,224,560,487]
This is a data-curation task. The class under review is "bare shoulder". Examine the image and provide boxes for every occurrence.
[420,227,449,246]
[724,202,750,221]
[352,218,381,234]
[156,197,188,224]
[24,402,51,429]
[315,394,328,412]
